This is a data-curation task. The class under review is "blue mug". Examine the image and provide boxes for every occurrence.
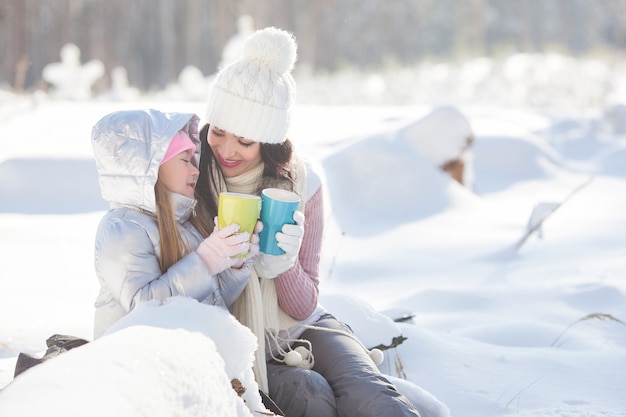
[259,188,301,255]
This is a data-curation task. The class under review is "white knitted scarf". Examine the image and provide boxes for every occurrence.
[215,157,307,393]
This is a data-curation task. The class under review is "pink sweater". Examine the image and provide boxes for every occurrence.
[274,186,323,320]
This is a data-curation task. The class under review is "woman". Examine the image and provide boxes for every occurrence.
[195,27,421,417]
[91,109,259,339]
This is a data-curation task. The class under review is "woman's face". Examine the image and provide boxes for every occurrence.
[158,150,199,198]
[208,126,262,178]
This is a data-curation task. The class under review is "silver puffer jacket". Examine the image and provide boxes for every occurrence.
[91,109,226,338]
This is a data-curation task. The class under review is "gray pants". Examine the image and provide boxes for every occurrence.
[267,315,421,417]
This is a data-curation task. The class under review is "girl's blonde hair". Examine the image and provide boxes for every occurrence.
[154,180,211,273]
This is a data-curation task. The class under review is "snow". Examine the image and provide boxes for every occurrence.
[0,299,263,417]
[1,76,626,417]
[42,43,105,101]
[397,105,473,167]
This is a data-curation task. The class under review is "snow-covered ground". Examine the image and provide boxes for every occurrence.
[0,76,625,417]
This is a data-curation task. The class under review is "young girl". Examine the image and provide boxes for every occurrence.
[91,109,258,338]
[195,27,422,417]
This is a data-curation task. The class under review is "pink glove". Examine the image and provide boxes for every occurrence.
[255,211,304,279]
[197,223,251,276]
[216,221,263,306]
[230,220,262,269]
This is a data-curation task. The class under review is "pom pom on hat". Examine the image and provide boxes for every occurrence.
[242,26,297,75]
[161,130,196,165]
[206,27,297,144]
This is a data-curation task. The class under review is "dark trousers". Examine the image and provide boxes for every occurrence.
[267,315,421,417]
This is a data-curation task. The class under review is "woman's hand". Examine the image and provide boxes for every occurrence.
[255,211,304,278]
[276,210,304,256]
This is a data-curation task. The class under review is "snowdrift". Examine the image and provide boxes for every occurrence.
[0,298,269,417]
[322,129,477,237]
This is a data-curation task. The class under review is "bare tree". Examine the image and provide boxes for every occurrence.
[1,0,625,92]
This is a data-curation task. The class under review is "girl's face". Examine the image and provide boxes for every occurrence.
[208,126,262,178]
[158,150,199,198]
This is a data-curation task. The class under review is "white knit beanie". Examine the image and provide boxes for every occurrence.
[206,27,297,144]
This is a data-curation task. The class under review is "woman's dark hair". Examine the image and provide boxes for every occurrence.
[195,123,221,222]
[260,137,294,184]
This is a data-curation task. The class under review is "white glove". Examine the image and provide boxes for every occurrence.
[276,211,305,256]
[256,211,304,279]
[197,222,251,276]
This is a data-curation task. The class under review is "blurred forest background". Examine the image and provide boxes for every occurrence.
[2,0,626,96]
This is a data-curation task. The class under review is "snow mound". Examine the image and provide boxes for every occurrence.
[42,43,104,101]
[320,293,403,349]
[0,297,269,417]
[322,130,477,236]
[594,147,626,177]
[472,133,567,193]
[397,105,473,167]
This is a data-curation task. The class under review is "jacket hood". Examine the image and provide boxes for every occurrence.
[91,109,201,213]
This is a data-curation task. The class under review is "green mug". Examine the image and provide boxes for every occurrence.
[217,192,261,257]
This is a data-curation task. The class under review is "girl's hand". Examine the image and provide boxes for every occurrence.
[231,220,262,269]
[197,222,250,275]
